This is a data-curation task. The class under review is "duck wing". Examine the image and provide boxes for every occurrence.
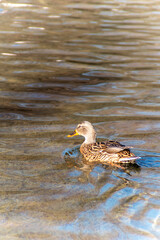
[95,141,133,154]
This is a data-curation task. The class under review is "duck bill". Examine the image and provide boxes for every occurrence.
[67,130,79,137]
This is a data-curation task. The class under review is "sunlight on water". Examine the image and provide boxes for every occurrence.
[0,0,159,239]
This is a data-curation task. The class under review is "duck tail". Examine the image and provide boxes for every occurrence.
[119,156,141,163]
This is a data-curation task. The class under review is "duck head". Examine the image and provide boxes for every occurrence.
[67,121,96,144]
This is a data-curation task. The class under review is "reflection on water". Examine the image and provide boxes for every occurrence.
[0,0,160,239]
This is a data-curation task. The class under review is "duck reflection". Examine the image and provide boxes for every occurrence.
[63,146,141,184]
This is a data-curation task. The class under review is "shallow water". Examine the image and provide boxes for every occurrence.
[0,0,160,239]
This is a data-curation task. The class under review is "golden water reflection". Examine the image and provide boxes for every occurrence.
[0,0,160,239]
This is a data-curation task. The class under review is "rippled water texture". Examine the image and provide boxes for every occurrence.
[0,0,160,239]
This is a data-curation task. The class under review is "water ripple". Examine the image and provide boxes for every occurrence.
[0,0,160,239]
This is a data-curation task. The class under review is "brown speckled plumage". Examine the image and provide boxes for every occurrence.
[68,121,140,164]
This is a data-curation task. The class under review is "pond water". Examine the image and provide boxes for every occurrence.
[0,0,160,239]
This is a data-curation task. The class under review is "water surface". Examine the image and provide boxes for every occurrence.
[0,0,160,239]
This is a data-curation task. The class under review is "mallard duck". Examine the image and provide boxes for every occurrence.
[67,121,140,164]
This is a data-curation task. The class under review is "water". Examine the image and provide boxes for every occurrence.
[0,0,160,239]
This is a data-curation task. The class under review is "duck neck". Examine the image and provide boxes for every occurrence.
[84,132,96,144]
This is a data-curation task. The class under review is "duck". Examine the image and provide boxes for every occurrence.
[67,121,140,164]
